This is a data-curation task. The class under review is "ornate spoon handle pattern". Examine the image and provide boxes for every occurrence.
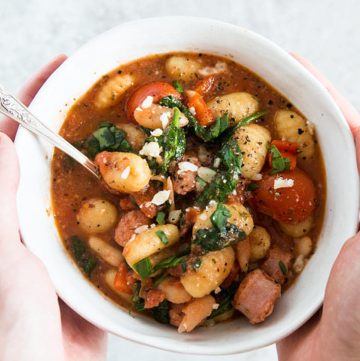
[0,86,99,178]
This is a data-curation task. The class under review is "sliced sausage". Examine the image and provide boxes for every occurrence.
[114,210,150,247]
[171,156,201,195]
[233,269,281,324]
[144,289,166,309]
[261,247,293,284]
[131,185,159,219]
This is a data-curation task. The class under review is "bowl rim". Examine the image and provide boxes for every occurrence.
[14,16,359,355]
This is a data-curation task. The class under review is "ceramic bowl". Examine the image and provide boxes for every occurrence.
[15,17,359,354]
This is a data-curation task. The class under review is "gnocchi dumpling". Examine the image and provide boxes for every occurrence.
[88,236,123,267]
[94,73,134,109]
[294,236,313,257]
[123,224,180,268]
[248,226,271,262]
[207,92,259,124]
[77,198,117,234]
[180,247,235,298]
[157,277,192,304]
[165,55,202,81]
[234,124,271,179]
[193,203,254,237]
[279,216,313,238]
[95,152,151,193]
[274,110,315,160]
[116,123,147,151]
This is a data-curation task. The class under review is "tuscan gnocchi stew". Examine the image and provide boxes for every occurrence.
[51,52,325,332]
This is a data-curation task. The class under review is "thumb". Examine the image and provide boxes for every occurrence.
[319,232,360,359]
[0,132,21,255]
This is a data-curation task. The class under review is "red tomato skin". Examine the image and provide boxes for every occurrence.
[252,168,316,224]
[271,140,298,154]
[126,81,181,119]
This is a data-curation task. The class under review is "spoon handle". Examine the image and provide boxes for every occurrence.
[0,86,99,178]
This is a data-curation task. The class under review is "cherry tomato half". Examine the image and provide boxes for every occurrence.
[252,168,316,224]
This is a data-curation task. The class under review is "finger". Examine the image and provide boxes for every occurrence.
[291,52,360,135]
[0,132,21,254]
[0,54,68,140]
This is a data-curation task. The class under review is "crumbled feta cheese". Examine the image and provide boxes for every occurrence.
[209,200,217,207]
[214,287,222,294]
[150,128,163,137]
[120,166,131,180]
[179,114,189,127]
[274,177,294,190]
[199,213,207,221]
[139,141,162,158]
[150,223,156,229]
[213,157,221,168]
[151,190,171,206]
[306,120,315,135]
[197,167,216,183]
[212,303,220,310]
[293,255,305,273]
[160,111,171,129]
[134,225,149,234]
[178,161,199,174]
[140,95,153,109]
[251,173,263,181]
[168,210,182,224]
[189,106,196,115]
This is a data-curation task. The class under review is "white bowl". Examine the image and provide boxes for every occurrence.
[15,17,359,354]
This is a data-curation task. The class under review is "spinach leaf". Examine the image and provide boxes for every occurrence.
[208,283,238,319]
[83,122,132,158]
[133,258,153,279]
[246,182,259,191]
[218,137,242,174]
[172,80,184,93]
[156,230,169,245]
[160,107,186,173]
[132,281,145,312]
[193,224,246,252]
[269,144,290,174]
[210,203,231,231]
[70,236,97,276]
[152,300,170,324]
[279,260,288,275]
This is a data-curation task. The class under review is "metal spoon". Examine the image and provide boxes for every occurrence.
[0,86,99,178]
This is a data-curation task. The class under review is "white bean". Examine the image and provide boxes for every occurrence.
[157,277,192,304]
[88,236,123,267]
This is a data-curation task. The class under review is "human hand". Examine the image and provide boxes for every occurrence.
[276,54,360,361]
[0,56,107,361]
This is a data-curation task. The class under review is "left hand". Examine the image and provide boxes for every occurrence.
[0,55,107,361]
[277,54,360,361]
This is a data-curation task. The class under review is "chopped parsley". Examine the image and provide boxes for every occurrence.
[269,145,290,174]
[210,203,231,231]
[156,230,169,245]
[156,211,166,225]
[133,258,153,279]
[279,260,288,275]
[152,300,170,324]
[172,80,184,93]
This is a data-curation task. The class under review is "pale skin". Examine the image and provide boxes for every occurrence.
[0,53,359,361]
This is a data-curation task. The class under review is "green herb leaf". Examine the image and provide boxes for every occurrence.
[156,230,169,245]
[152,300,170,324]
[279,260,288,275]
[83,122,132,158]
[195,175,207,189]
[210,203,231,231]
[246,183,259,191]
[133,258,153,279]
[172,80,184,93]
[269,145,290,175]
[153,255,187,272]
[160,107,186,173]
[193,224,247,252]
[218,137,242,174]
[156,211,166,225]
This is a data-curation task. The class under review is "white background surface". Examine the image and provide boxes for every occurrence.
[1,0,360,360]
